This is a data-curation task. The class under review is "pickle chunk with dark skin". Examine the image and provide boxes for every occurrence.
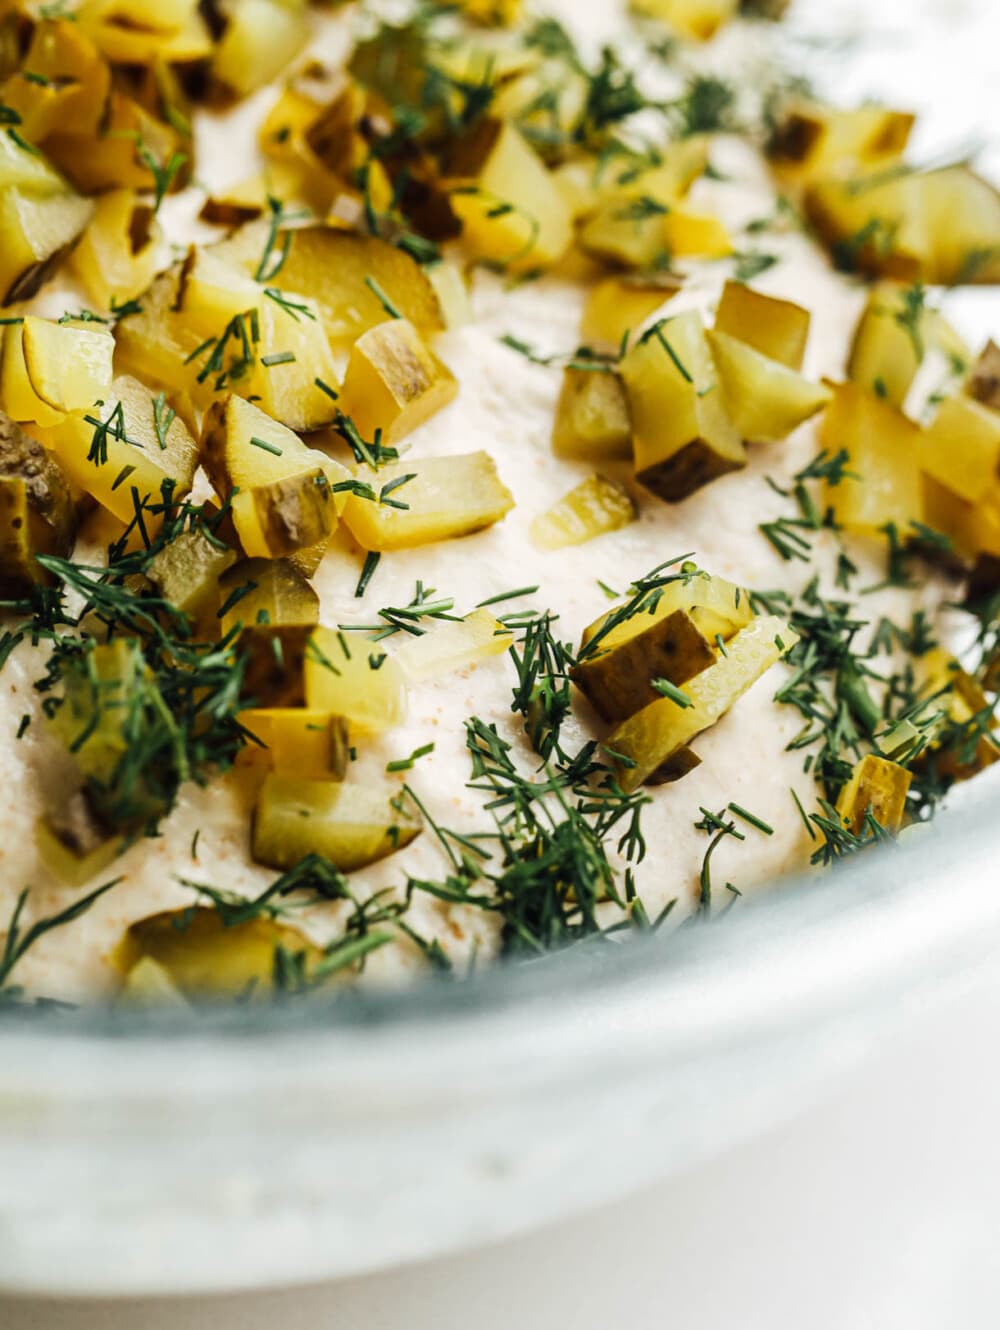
[219,557,320,635]
[573,608,716,723]
[0,411,76,596]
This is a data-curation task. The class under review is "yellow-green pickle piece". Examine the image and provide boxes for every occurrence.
[219,557,320,635]
[835,754,911,836]
[0,411,76,595]
[146,527,237,635]
[253,774,422,871]
[551,368,632,463]
[530,474,636,550]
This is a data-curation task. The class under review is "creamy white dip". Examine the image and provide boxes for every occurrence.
[0,0,991,1000]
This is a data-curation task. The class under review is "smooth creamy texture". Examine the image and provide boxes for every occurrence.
[0,1,985,1000]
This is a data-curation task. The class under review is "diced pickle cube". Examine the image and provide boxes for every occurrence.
[1,323,64,426]
[213,224,446,346]
[920,396,1000,506]
[606,615,798,791]
[769,100,914,184]
[805,166,1000,285]
[847,283,969,409]
[394,608,513,682]
[341,452,514,552]
[530,474,636,550]
[714,281,810,371]
[306,626,409,734]
[0,413,76,595]
[447,119,572,272]
[338,318,458,445]
[36,374,199,523]
[219,557,320,635]
[211,0,309,99]
[21,316,115,414]
[146,528,236,633]
[819,382,923,533]
[580,568,754,659]
[574,607,717,723]
[252,774,422,872]
[68,189,160,312]
[231,467,337,560]
[707,330,831,443]
[240,708,349,782]
[662,209,733,259]
[36,795,122,888]
[580,275,681,351]
[968,341,1000,412]
[620,311,746,502]
[552,369,632,462]
[629,0,738,41]
[116,908,322,1001]
[0,185,94,306]
[0,17,110,143]
[835,754,911,835]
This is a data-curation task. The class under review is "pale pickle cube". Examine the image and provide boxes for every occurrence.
[581,276,681,352]
[341,452,514,552]
[305,626,409,734]
[552,369,632,462]
[662,210,733,260]
[629,0,738,41]
[620,310,746,502]
[530,473,637,550]
[449,119,572,272]
[819,382,923,533]
[219,557,320,635]
[835,755,911,836]
[253,774,422,872]
[394,609,513,682]
[21,316,114,413]
[338,318,458,444]
[607,615,798,791]
[0,323,64,426]
[714,281,811,372]
[707,329,831,444]
[920,395,1000,506]
[211,0,309,98]
[239,708,349,782]
[0,186,94,305]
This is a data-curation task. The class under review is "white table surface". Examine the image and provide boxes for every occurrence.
[4,975,1000,1330]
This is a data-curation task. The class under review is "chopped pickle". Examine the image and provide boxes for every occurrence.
[252,774,422,872]
[116,908,322,1001]
[0,184,94,305]
[707,329,831,443]
[200,395,350,558]
[530,474,637,550]
[219,557,320,636]
[393,608,513,682]
[580,275,682,352]
[240,625,311,708]
[146,528,236,635]
[45,91,182,197]
[446,119,572,272]
[0,18,109,144]
[847,282,969,409]
[68,189,160,312]
[805,166,1000,285]
[918,649,1000,779]
[819,381,923,533]
[80,7,212,65]
[21,317,114,413]
[606,615,798,791]
[424,261,472,330]
[714,281,811,371]
[835,755,911,835]
[920,395,1000,506]
[214,223,445,346]
[0,412,76,595]
[457,0,524,21]
[36,794,122,889]
[769,100,914,186]
[1,322,64,426]
[620,311,746,502]
[36,375,198,524]
[211,0,309,98]
[629,0,738,40]
[305,627,409,735]
[968,341,1000,412]
[662,209,733,260]
[119,957,190,1008]
[341,452,514,552]
[337,318,459,445]
[552,368,632,462]
[579,568,754,659]
[574,607,717,723]
[240,709,349,782]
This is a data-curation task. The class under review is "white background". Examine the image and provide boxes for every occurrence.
[3,0,999,1324]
